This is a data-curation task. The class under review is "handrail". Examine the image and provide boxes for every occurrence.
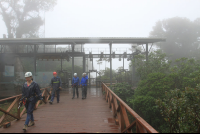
[102,82,158,133]
[0,87,52,127]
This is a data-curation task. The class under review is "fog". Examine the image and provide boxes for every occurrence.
[1,0,200,71]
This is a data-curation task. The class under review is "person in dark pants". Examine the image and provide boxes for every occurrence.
[80,73,88,100]
[21,72,43,131]
[72,73,80,99]
[49,72,62,104]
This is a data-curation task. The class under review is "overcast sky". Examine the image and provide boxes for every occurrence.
[1,0,200,73]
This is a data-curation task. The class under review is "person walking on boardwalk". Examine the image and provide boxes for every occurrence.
[49,72,62,104]
[72,73,80,99]
[80,73,88,100]
[21,72,43,131]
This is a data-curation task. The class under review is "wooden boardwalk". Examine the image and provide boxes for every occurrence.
[0,88,120,133]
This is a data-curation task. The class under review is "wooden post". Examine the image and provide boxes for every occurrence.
[17,98,20,119]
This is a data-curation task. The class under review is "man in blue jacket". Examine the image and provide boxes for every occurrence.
[49,72,62,104]
[81,73,88,100]
[72,73,80,99]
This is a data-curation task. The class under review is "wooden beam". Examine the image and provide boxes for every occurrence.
[0,97,19,123]
[120,104,131,133]
[20,107,26,118]
[122,120,136,133]
[137,121,147,133]
[0,108,20,120]
[120,106,125,132]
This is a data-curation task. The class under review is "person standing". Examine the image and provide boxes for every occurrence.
[49,72,62,104]
[80,73,88,100]
[72,73,80,99]
[21,72,43,131]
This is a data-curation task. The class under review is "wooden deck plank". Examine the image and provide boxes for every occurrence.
[0,88,120,133]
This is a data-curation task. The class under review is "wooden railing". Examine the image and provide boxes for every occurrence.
[102,83,158,133]
[0,87,52,127]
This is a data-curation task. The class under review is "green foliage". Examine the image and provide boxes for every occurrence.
[110,82,134,106]
[132,50,171,80]
[156,85,200,133]
[130,50,200,133]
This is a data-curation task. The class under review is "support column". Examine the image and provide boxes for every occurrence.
[83,55,86,73]
[123,57,124,70]
[96,71,97,88]
[61,56,63,71]
[89,72,91,88]
[109,42,112,86]
[92,58,93,70]
[72,44,74,80]
[146,43,148,62]
[34,44,37,80]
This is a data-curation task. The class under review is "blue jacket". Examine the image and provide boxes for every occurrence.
[21,81,42,102]
[51,76,62,90]
[72,77,80,85]
[81,75,88,86]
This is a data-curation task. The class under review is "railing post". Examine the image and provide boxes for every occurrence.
[17,97,20,119]
[120,105,125,132]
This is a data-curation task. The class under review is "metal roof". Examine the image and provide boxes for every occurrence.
[0,37,166,45]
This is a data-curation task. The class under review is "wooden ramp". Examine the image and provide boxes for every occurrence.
[0,88,120,133]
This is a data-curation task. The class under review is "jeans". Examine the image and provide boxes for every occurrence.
[51,89,60,102]
[25,113,34,125]
[73,86,79,98]
[82,86,87,98]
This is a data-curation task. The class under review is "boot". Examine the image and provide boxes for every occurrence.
[23,125,28,131]
[28,121,35,127]
[49,101,52,104]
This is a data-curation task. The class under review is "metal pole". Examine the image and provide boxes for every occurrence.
[109,42,112,86]
[146,43,148,62]
[123,57,124,70]
[83,55,86,73]
[61,56,62,71]
[34,44,36,80]
[72,44,74,80]
[89,72,91,88]
[92,58,93,70]
[96,71,97,88]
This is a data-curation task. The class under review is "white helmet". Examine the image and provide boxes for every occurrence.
[25,72,32,77]
[74,73,77,76]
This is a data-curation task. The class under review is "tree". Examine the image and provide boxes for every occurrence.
[0,0,57,38]
[150,17,200,61]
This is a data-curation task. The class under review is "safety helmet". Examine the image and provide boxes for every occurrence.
[25,72,32,77]
[74,73,77,76]
[53,72,57,75]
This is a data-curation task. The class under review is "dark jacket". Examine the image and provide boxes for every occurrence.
[51,76,62,90]
[21,81,42,102]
